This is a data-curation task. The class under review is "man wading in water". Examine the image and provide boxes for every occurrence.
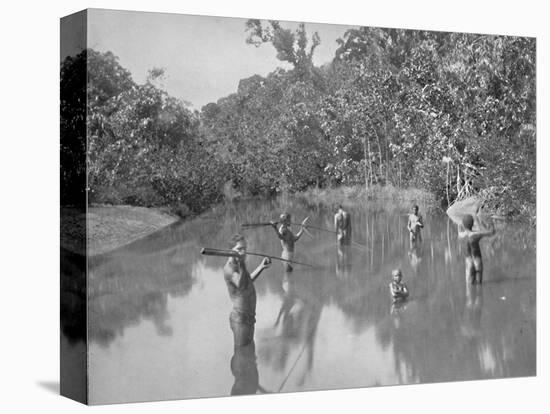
[407,205,424,249]
[223,234,271,346]
[458,214,495,284]
[270,213,309,272]
[334,204,352,246]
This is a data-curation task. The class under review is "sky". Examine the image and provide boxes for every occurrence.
[86,9,357,109]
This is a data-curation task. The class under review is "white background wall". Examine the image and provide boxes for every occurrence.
[0,0,546,412]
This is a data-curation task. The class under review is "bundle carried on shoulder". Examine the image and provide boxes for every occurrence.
[446,197,483,226]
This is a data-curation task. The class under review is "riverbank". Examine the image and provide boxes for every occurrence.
[61,205,179,256]
[62,184,525,258]
[293,185,536,229]
[294,185,438,212]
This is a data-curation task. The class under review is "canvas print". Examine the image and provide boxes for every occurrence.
[60,8,536,405]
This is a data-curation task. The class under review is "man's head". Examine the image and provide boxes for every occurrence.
[412,205,419,214]
[279,212,291,226]
[231,234,247,257]
[392,269,403,283]
[462,214,474,231]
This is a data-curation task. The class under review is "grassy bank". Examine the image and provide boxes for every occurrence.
[61,205,179,256]
[294,185,535,226]
[294,185,438,213]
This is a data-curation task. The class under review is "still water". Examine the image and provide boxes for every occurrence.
[83,198,535,404]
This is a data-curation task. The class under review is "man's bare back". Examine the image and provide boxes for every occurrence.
[334,205,352,245]
[458,214,495,284]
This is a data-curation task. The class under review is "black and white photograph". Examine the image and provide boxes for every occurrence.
[3,0,550,411]
[58,7,537,405]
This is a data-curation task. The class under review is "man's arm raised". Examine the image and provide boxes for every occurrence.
[473,220,496,241]
[270,221,284,240]
[294,217,309,241]
[251,257,271,282]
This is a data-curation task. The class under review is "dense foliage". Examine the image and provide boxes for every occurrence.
[202,24,536,217]
[60,24,536,218]
[62,49,227,213]
[60,50,88,205]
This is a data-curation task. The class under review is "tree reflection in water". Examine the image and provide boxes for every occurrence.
[259,267,323,390]
[83,197,534,401]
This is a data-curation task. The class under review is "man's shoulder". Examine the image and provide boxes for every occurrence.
[281,226,292,234]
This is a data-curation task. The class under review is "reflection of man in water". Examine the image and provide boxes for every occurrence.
[408,246,422,275]
[230,340,261,395]
[334,204,352,246]
[270,213,308,272]
[458,214,495,284]
[223,234,271,346]
[461,284,484,339]
[336,244,352,279]
[272,269,322,387]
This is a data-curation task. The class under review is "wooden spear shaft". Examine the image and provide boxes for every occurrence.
[241,221,338,234]
[200,248,316,268]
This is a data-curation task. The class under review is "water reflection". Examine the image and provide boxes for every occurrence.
[231,341,260,395]
[336,245,353,279]
[60,247,87,402]
[61,248,86,343]
[267,269,323,390]
[87,197,536,403]
[461,284,483,339]
[87,224,200,346]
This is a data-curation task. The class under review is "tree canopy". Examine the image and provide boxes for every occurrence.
[61,22,536,218]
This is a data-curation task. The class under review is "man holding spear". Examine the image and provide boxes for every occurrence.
[223,234,271,346]
[200,236,314,351]
[269,213,309,272]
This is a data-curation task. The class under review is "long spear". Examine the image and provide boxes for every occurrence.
[241,221,371,249]
[300,224,371,249]
[241,221,337,234]
[241,221,316,238]
[200,248,316,268]
[277,342,308,392]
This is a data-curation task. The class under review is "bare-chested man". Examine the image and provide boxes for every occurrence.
[223,234,271,347]
[270,213,309,272]
[389,269,409,302]
[458,214,495,284]
[334,204,352,246]
[407,205,424,249]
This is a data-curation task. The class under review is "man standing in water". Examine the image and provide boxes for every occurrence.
[458,214,495,284]
[407,205,424,249]
[223,234,271,346]
[389,269,409,302]
[334,204,352,246]
[270,213,309,272]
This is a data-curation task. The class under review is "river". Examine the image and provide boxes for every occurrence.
[66,197,536,404]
